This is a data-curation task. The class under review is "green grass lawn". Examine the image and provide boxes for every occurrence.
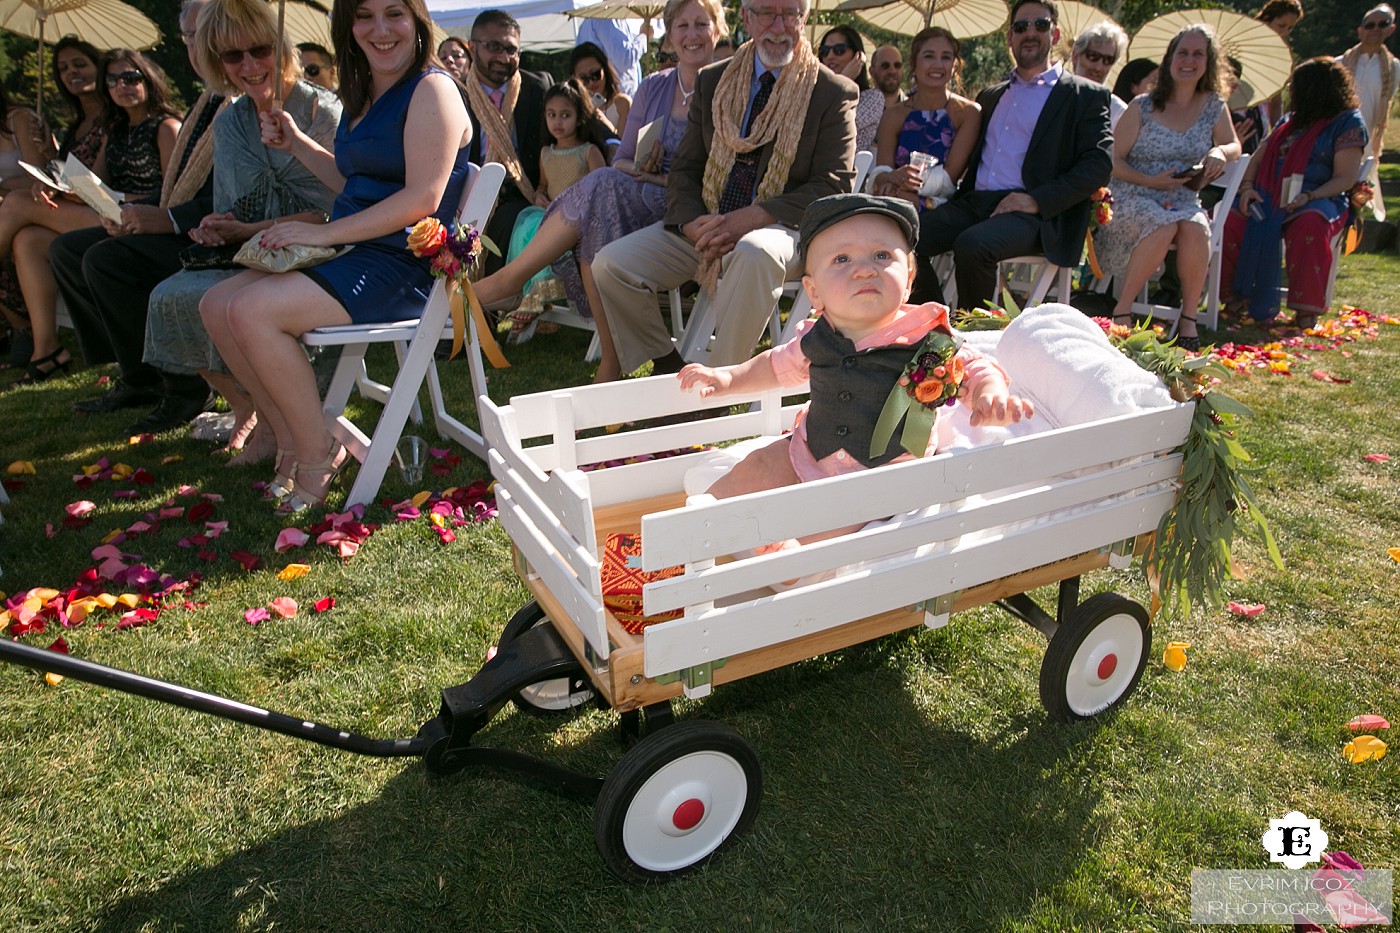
[2,185,1398,930]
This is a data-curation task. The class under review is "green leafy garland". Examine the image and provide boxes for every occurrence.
[953,301,1283,617]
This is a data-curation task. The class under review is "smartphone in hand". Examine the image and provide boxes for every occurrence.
[1172,163,1205,179]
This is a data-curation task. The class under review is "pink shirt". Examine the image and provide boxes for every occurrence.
[977,64,1062,192]
[768,301,1004,480]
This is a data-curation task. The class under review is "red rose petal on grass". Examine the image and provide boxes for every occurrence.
[186,501,215,523]
[131,468,156,486]
[127,520,156,534]
[112,489,137,499]
[96,375,111,386]
[269,597,298,619]
[73,475,95,489]
[1227,601,1266,618]
[230,551,262,572]
[116,607,158,630]
[430,463,452,476]
[275,528,309,552]
[46,637,70,654]
[313,597,334,613]
[158,507,183,519]
[197,549,218,562]
[177,484,198,497]
[182,600,206,611]
[62,514,92,530]
[1364,453,1391,463]
[1347,715,1391,731]
[244,607,270,626]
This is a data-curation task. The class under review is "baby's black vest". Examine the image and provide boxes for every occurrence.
[800,316,923,468]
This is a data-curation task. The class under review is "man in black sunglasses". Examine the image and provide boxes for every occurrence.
[911,0,1111,312]
[1071,20,1127,127]
[297,42,336,91]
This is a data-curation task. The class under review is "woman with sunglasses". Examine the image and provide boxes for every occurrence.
[570,41,630,144]
[469,0,723,383]
[0,49,181,386]
[201,0,471,513]
[133,0,343,443]
[818,24,883,152]
[1095,24,1240,351]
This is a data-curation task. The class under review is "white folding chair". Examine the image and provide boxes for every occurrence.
[302,161,507,507]
[996,256,1073,308]
[1322,154,1375,310]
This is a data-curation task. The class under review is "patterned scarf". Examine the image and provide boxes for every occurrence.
[464,72,535,201]
[161,90,230,209]
[1341,43,1397,143]
[697,39,820,289]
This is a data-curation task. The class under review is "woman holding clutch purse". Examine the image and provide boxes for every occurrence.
[468,0,723,383]
[200,0,471,514]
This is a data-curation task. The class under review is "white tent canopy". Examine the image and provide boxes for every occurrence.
[429,0,595,50]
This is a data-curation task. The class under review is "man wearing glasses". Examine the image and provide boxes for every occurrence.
[463,9,552,276]
[592,0,857,375]
[1070,20,1128,128]
[1341,4,1399,219]
[911,0,1111,312]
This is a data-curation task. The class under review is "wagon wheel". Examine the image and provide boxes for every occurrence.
[498,600,596,717]
[594,720,762,883]
[1039,593,1151,723]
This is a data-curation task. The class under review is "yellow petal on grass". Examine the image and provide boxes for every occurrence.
[1163,641,1191,672]
[1342,735,1388,763]
[45,672,63,687]
[110,463,134,479]
[1389,548,1400,564]
[411,490,433,508]
[28,588,59,602]
[66,598,96,624]
[115,594,140,609]
[100,528,125,545]
[5,460,35,475]
[161,455,183,465]
[95,593,119,609]
[276,563,311,581]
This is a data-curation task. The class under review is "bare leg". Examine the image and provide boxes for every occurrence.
[0,196,99,261]
[13,226,63,359]
[201,369,270,461]
[473,212,581,306]
[1111,224,1177,323]
[580,262,621,383]
[201,271,294,453]
[1173,221,1210,340]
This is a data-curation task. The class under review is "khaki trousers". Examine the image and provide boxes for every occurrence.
[591,221,800,373]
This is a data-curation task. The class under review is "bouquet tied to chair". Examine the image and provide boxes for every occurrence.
[406,216,504,365]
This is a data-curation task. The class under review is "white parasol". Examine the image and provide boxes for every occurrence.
[1129,8,1293,108]
[833,0,1009,40]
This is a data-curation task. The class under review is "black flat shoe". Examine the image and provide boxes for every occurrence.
[13,346,71,386]
[73,379,162,413]
[125,393,214,435]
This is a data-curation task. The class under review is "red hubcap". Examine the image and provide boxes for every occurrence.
[672,798,705,831]
[1097,653,1118,681]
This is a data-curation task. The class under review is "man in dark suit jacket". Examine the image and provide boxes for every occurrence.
[912,0,1112,311]
[59,0,222,418]
[461,9,551,276]
[592,0,857,377]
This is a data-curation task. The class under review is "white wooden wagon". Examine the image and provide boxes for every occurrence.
[474,305,1193,880]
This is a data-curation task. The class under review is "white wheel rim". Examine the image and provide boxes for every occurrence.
[519,677,593,711]
[621,750,749,872]
[1063,613,1144,716]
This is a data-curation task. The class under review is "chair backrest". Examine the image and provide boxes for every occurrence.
[1209,154,1250,249]
[853,149,874,194]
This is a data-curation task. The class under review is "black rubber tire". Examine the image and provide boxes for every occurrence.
[1039,592,1151,723]
[497,600,595,717]
[593,720,761,883]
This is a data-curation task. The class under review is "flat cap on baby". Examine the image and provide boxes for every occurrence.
[799,193,920,266]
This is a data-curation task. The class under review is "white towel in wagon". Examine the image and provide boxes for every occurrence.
[681,303,1177,589]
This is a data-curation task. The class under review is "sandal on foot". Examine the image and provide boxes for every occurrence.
[1172,313,1201,353]
[276,443,351,515]
[13,347,72,386]
[507,309,541,345]
[264,449,298,501]
[1294,312,1318,332]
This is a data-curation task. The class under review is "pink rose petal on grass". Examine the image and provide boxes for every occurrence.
[230,550,262,572]
[394,505,421,521]
[1347,715,1390,731]
[275,527,310,552]
[1227,601,1266,618]
[313,596,335,613]
[177,484,198,496]
[269,597,298,619]
[201,492,223,502]
[243,607,270,626]
[205,520,228,537]
[316,530,360,559]
[158,507,184,520]
[1364,453,1391,464]
[66,500,96,518]
[113,489,138,499]
[428,447,449,459]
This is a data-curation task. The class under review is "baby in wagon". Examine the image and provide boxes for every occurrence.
[678,193,1034,550]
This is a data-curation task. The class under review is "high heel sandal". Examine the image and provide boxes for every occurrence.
[1171,312,1201,353]
[264,450,298,502]
[13,347,72,386]
[276,443,351,515]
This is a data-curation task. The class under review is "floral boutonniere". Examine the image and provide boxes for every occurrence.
[869,330,966,459]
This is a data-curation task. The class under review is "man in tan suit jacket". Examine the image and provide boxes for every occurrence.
[592,0,856,377]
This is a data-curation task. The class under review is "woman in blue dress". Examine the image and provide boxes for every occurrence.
[201,0,471,513]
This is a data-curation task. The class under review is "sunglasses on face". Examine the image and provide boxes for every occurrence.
[1011,17,1053,34]
[1362,18,1393,28]
[1080,49,1115,65]
[818,42,850,58]
[219,44,275,65]
[576,68,603,82]
[105,70,144,87]
[474,39,520,57]
[304,63,323,77]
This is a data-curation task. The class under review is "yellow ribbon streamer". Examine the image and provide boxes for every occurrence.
[1086,232,1104,281]
[449,278,509,369]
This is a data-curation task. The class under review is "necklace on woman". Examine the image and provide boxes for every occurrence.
[677,72,695,107]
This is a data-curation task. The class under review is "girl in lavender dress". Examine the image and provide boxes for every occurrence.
[470,0,725,383]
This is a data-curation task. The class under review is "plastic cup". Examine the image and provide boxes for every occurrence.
[396,435,428,487]
[908,151,939,183]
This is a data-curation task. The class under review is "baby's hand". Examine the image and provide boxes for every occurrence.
[968,384,1034,427]
[678,363,732,397]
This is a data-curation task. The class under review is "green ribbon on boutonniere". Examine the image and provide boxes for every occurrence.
[869,330,965,459]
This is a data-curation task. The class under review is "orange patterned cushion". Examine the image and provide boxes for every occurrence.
[601,532,684,634]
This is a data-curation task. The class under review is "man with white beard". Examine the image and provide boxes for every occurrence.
[591,0,857,374]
